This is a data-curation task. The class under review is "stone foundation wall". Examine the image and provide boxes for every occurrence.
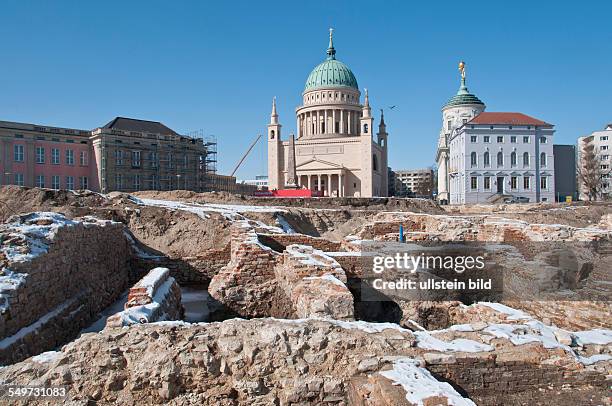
[426,356,609,401]
[258,233,342,252]
[106,267,183,327]
[0,215,131,365]
[136,245,231,286]
[209,223,289,318]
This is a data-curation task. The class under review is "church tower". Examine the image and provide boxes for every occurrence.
[377,109,389,196]
[360,89,375,197]
[268,97,283,190]
[436,62,485,204]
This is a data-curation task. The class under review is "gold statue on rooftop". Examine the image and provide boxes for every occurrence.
[458,61,466,80]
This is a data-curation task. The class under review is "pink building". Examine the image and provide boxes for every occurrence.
[0,121,98,191]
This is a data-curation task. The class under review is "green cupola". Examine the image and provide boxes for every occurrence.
[304,29,358,92]
[443,61,484,109]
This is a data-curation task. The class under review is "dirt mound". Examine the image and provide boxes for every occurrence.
[0,186,110,222]
[132,190,444,213]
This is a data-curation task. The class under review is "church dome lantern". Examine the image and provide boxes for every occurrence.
[304,29,358,92]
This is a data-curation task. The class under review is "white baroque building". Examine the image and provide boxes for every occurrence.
[267,30,388,197]
[436,63,555,204]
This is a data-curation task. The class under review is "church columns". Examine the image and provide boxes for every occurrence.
[326,174,331,196]
[317,174,322,192]
[332,110,336,134]
[307,175,312,190]
[348,111,352,135]
[297,116,300,138]
[324,110,328,134]
[340,110,344,134]
[339,174,344,197]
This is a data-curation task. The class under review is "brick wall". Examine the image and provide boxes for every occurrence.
[106,267,183,327]
[0,218,131,365]
[258,233,342,253]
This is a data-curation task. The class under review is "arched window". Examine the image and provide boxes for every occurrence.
[484,151,490,167]
[270,130,275,139]
[540,152,547,167]
[373,154,378,171]
[523,152,529,167]
[470,152,477,167]
[364,124,369,134]
[510,151,517,167]
[497,151,503,167]
[380,138,385,147]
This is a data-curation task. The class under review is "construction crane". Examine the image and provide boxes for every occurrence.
[230,134,263,177]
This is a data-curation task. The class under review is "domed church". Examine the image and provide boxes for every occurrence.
[267,29,388,197]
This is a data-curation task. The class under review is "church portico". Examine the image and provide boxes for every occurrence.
[268,29,388,198]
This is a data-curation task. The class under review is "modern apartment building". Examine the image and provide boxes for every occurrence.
[0,117,224,193]
[553,144,577,201]
[392,168,434,197]
[577,124,612,200]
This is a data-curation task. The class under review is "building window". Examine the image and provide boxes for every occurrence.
[66,149,74,165]
[115,150,123,165]
[80,151,88,166]
[447,120,452,131]
[497,136,504,143]
[52,148,60,164]
[523,136,529,143]
[484,152,490,167]
[540,176,547,190]
[510,151,517,167]
[167,152,173,168]
[52,175,60,190]
[36,175,45,188]
[79,176,88,190]
[66,176,74,190]
[470,177,478,190]
[511,176,518,189]
[183,154,188,169]
[540,136,547,143]
[601,146,609,151]
[149,151,158,168]
[484,136,490,143]
[134,174,141,191]
[115,174,123,189]
[523,152,529,167]
[497,151,503,167]
[540,152,547,167]
[36,147,45,164]
[150,174,158,189]
[600,136,609,141]
[363,123,368,134]
[462,118,468,125]
[470,152,477,167]
[372,154,378,171]
[484,176,491,190]
[132,150,141,168]
[14,145,24,162]
[270,130,275,139]
[470,136,477,143]
[14,173,24,186]
[523,176,530,189]
[510,136,517,143]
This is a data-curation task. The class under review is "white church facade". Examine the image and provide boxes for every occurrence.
[267,30,388,197]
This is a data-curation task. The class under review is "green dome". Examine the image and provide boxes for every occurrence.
[304,31,358,92]
[443,78,484,109]
[304,59,358,91]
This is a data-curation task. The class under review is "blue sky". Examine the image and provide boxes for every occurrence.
[2,1,611,180]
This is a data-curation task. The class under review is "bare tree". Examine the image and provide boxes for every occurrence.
[413,172,434,198]
[578,137,610,201]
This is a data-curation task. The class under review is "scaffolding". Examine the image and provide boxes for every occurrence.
[186,129,217,174]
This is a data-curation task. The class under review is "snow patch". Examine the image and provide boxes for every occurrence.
[414,332,493,353]
[573,329,612,346]
[31,351,61,364]
[380,358,476,406]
